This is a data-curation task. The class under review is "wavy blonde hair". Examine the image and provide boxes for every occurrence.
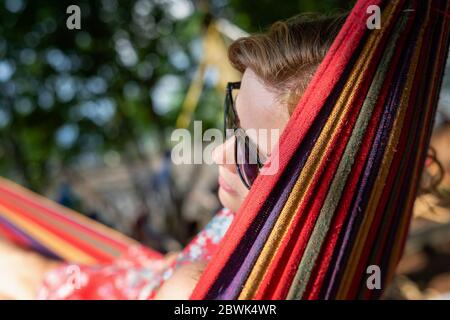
[228,12,348,114]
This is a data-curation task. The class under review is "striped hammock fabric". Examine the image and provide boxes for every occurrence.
[0,0,448,301]
[0,177,162,265]
[190,0,450,300]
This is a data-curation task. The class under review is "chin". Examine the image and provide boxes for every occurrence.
[218,187,242,213]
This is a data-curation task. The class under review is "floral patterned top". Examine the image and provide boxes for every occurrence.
[37,208,235,300]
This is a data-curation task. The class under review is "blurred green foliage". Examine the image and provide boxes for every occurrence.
[0,0,351,191]
[228,0,354,32]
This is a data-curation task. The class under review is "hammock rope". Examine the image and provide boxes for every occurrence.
[0,177,162,265]
[190,0,450,300]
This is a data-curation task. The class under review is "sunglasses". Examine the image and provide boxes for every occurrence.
[224,82,264,189]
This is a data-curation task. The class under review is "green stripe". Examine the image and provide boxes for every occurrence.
[287,14,408,300]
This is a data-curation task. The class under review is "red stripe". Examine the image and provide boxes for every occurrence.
[255,32,383,299]
[304,1,414,299]
[268,29,388,300]
[365,6,450,298]
[258,0,407,299]
[0,183,130,251]
[0,192,115,263]
[0,222,30,248]
[348,2,429,298]
[190,0,383,299]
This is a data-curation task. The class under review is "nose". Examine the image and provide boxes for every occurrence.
[212,137,237,174]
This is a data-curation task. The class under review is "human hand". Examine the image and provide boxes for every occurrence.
[154,260,207,300]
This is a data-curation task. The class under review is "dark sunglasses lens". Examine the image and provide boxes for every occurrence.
[236,135,260,188]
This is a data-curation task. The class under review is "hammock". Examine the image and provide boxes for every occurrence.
[190,0,450,300]
[0,177,162,265]
[0,0,449,300]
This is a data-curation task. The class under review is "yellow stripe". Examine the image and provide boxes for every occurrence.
[0,188,120,257]
[238,13,386,299]
[0,203,97,264]
[0,177,138,247]
[336,5,428,299]
[387,1,450,282]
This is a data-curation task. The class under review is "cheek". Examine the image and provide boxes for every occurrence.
[218,184,249,212]
[237,104,288,156]
[237,184,250,199]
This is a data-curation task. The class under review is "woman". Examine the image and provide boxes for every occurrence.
[0,12,347,300]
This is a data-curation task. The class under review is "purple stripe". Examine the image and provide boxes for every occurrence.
[375,12,446,296]
[324,20,419,299]
[364,10,442,298]
[0,213,61,260]
[219,128,316,299]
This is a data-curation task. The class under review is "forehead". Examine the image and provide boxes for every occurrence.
[235,69,289,132]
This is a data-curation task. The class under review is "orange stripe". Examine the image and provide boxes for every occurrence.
[0,193,117,262]
[0,203,97,264]
[0,178,136,249]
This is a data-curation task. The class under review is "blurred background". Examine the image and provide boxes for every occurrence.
[0,0,449,299]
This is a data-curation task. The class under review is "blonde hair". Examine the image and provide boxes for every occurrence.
[228,13,348,114]
[228,12,445,199]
